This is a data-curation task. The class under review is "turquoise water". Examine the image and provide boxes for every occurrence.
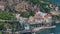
[37,23,60,34]
[50,0,60,4]
[50,0,60,6]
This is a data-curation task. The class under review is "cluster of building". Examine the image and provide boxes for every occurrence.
[0,0,59,34]
[15,11,56,34]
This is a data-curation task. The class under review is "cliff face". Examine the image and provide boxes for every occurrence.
[0,0,22,10]
[15,1,32,12]
[0,0,54,12]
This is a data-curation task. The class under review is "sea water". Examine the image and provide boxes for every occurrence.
[37,23,60,34]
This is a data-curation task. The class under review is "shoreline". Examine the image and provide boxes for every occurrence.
[32,26,56,32]
[56,20,60,23]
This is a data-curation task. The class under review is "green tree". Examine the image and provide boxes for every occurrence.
[0,12,14,20]
[29,0,50,13]
[20,12,30,18]
[20,10,35,18]
[0,23,4,30]
[29,0,40,4]
[29,10,35,16]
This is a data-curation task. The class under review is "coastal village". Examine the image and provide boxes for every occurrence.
[0,0,60,34]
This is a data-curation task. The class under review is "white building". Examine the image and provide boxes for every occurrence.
[37,11,46,18]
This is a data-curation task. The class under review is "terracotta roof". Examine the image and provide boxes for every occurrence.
[44,13,51,18]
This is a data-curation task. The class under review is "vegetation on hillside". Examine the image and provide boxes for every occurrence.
[20,10,35,18]
[0,11,14,20]
[0,23,4,30]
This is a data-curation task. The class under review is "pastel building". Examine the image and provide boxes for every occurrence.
[28,11,45,28]
[44,13,52,23]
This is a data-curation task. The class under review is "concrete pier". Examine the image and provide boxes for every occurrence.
[32,26,56,32]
